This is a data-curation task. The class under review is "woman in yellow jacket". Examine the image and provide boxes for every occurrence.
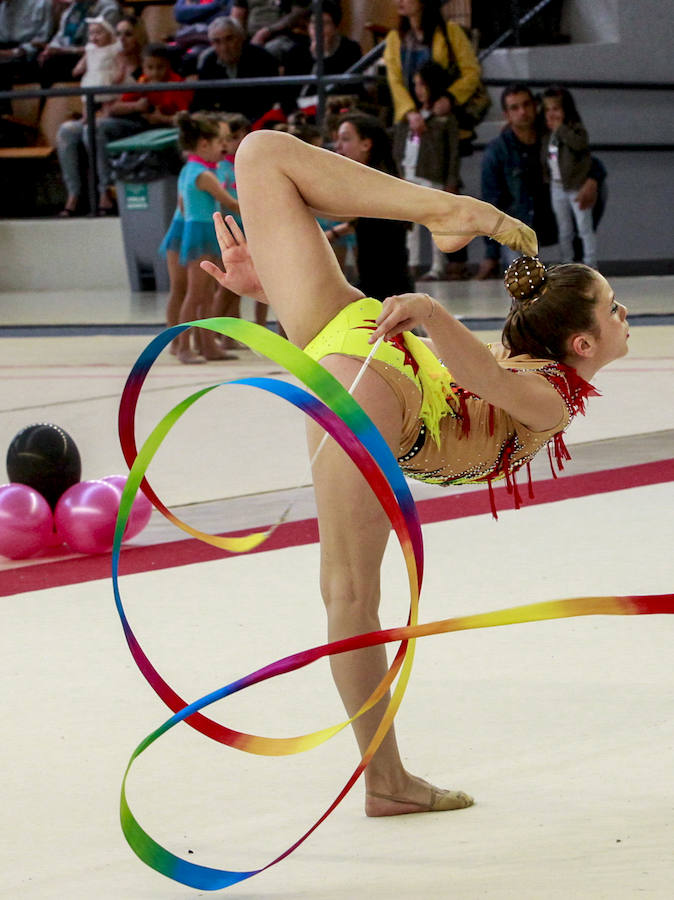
[384,0,481,142]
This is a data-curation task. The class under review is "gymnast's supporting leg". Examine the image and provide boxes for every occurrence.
[233,129,474,814]
[307,357,472,815]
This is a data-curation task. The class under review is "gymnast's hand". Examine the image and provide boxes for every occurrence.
[201,213,268,302]
[369,293,437,343]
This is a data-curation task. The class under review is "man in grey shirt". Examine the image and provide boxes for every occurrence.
[0,0,53,107]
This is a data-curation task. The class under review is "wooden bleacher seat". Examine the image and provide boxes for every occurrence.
[10,83,41,130]
[0,85,83,161]
[39,87,83,148]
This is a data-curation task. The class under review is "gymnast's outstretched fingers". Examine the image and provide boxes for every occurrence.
[201,214,267,301]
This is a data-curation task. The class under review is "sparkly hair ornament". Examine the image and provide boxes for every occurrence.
[504,256,548,305]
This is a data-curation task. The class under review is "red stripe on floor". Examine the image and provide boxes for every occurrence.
[2,458,672,596]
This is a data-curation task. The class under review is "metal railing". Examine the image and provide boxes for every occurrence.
[3,72,673,216]
[478,0,560,60]
[0,71,373,213]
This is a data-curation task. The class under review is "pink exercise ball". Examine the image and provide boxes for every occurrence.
[46,526,64,548]
[54,480,121,555]
[100,474,153,540]
[0,483,54,559]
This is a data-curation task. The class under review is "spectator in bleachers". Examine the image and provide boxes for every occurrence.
[392,60,460,281]
[331,111,414,300]
[56,14,146,216]
[477,83,606,279]
[37,0,121,87]
[384,0,482,280]
[284,0,362,112]
[112,14,146,83]
[244,0,309,48]
[190,16,279,123]
[307,2,361,76]
[172,0,247,72]
[246,0,311,67]
[175,0,243,31]
[541,85,596,269]
[0,0,53,112]
[57,41,190,215]
[383,0,481,146]
[70,15,119,104]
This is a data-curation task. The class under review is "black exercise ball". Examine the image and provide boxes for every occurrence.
[6,423,81,509]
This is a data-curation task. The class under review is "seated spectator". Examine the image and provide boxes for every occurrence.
[71,15,119,105]
[245,0,309,45]
[0,0,53,113]
[247,0,311,67]
[37,0,121,87]
[112,13,146,84]
[172,0,247,72]
[56,15,146,216]
[57,41,190,215]
[284,0,362,112]
[307,1,361,78]
[190,16,279,124]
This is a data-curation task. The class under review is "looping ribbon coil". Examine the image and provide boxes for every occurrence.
[114,317,674,892]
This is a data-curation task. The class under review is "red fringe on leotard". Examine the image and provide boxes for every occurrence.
[454,363,599,519]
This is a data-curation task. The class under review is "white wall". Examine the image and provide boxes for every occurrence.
[562,0,620,44]
[0,219,127,292]
[486,0,673,82]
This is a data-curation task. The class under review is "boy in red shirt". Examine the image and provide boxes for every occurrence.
[118,42,193,123]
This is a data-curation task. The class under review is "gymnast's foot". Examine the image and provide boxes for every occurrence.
[426,202,538,257]
[201,350,239,361]
[365,774,473,817]
[177,349,205,364]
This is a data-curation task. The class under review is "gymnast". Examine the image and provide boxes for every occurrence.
[201,130,630,818]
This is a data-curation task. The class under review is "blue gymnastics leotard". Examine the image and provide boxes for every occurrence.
[216,155,243,230]
[178,157,221,265]
[158,161,187,257]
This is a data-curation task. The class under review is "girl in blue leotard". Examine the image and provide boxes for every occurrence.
[166,111,240,363]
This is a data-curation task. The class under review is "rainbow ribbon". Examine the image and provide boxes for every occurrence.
[114,318,674,892]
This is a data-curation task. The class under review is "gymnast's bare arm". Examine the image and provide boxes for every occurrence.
[371,293,566,433]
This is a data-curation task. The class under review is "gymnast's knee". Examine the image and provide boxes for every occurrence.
[235,129,292,174]
[320,568,380,620]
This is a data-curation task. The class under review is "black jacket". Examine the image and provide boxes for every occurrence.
[191,43,280,122]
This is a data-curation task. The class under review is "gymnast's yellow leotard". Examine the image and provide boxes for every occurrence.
[304,298,597,508]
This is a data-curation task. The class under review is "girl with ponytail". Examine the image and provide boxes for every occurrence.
[160,110,240,363]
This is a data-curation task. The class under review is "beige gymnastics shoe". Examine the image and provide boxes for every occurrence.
[366,783,474,817]
[433,210,539,257]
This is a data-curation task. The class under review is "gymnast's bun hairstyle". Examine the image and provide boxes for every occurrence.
[176,110,221,152]
[501,257,600,361]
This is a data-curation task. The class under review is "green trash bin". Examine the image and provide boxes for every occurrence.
[108,128,182,292]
